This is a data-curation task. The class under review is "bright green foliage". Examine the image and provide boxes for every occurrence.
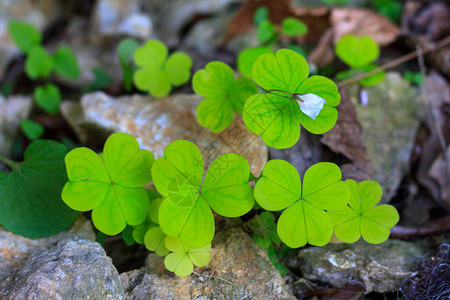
[267,245,291,276]
[34,84,62,114]
[62,133,155,235]
[164,236,211,277]
[8,21,42,53]
[281,18,308,37]
[257,20,276,44]
[144,226,169,256]
[403,71,423,86]
[335,35,385,86]
[84,68,113,92]
[25,46,54,79]
[374,0,402,23]
[192,61,258,132]
[237,47,273,78]
[248,212,280,248]
[20,119,44,140]
[0,140,78,238]
[133,39,193,97]
[253,6,269,26]
[243,49,340,149]
[336,35,379,68]
[329,180,399,244]
[53,46,80,79]
[117,38,139,92]
[152,140,254,248]
[254,160,350,248]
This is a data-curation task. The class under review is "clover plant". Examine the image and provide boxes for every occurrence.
[329,179,399,244]
[164,236,211,277]
[8,21,80,114]
[254,160,350,248]
[237,6,308,77]
[20,119,44,140]
[117,38,139,92]
[133,39,192,97]
[61,132,155,235]
[373,0,402,23]
[335,35,385,86]
[0,140,78,238]
[192,61,258,132]
[247,211,281,248]
[151,140,254,248]
[243,49,340,149]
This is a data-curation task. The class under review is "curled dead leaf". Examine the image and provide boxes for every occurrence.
[331,7,400,46]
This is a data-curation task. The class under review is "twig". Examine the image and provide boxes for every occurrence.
[390,216,450,239]
[338,35,450,87]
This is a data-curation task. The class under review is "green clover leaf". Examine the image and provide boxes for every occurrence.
[329,179,399,244]
[53,46,80,79]
[8,21,42,54]
[0,140,78,238]
[133,39,192,97]
[34,84,62,114]
[281,18,308,37]
[25,46,54,79]
[62,133,155,235]
[152,140,255,248]
[243,49,340,149]
[358,65,386,86]
[192,61,258,133]
[164,236,211,277]
[253,6,269,26]
[257,20,276,44]
[20,119,44,140]
[254,160,350,248]
[145,226,170,256]
[237,47,273,78]
[335,35,380,69]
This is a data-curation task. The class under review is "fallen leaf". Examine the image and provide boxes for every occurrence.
[321,88,372,181]
[402,1,450,40]
[330,7,400,46]
[415,72,450,210]
[428,146,450,210]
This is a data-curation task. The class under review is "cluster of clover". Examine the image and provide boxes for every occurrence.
[62,38,399,277]
[0,17,398,278]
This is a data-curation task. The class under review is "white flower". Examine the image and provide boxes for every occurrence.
[295,93,326,119]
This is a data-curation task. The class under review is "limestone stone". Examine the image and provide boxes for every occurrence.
[120,227,295,299]
[61,92,268,175]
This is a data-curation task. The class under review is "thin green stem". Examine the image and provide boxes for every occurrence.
[0,154,17,170]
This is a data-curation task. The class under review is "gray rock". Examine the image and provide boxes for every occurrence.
[0,216,124,299]
[120,227,295,299]
[0,95,32,157]
[349,72,426,202]
[288,239,429,294]
[90,0,153,44]
[0,0,59,77]
[61,92,268,175]
[146,0,243,47]
[49,17,122,87]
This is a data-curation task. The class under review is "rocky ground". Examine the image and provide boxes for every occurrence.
[0,0,449,299]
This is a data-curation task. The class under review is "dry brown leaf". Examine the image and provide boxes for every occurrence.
[428,146,450,211]
[321,88,372,181]
[415,72,450,210]
[331,7,400,46]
